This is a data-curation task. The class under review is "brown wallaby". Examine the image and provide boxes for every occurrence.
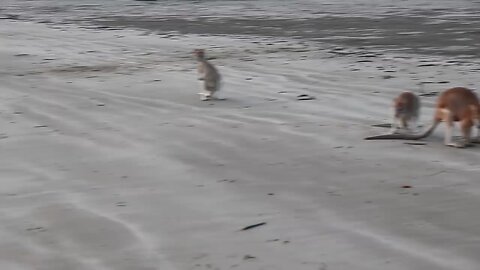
[390,91,420,134]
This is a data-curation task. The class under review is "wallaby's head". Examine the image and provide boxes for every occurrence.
[394,91,417,118]
[193,49,205,60]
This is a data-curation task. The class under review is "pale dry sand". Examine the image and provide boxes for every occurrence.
[1,20,480,270]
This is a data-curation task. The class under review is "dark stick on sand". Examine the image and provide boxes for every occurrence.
[240,222,267,231]
[371,123,392,128]
[404,142,427,145]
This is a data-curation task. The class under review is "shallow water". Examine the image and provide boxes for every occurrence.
[2,0,480,57]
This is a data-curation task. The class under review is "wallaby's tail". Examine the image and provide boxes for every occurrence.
[365,120,439,140]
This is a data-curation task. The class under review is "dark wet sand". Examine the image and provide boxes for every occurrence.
[2,0,480,58]
[95,14,480,58]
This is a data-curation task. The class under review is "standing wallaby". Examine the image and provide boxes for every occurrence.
[366,87,480,148]
[194,49,221,101]
[390,91,420,134]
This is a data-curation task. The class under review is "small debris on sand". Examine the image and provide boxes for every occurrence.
[419,91,439,97]
[243,255,256,260]
[26,226,47,232]
[371,123,392,128]
[404,142,426,146]
[297,94,316,100]
[240,222,267,231]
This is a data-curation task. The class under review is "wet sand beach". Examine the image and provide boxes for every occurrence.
[1,1,480,269]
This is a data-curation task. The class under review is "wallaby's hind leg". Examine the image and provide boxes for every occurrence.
[197,91,207,100]
[206,89,214,99]
[401,118,408,130]
[389,105,402,134]
[199,82,215,101]
[442,109,460,147]
[444,123,456,147]
[471,118,480,143]
[459,119,473,147]
[411,117,419,133]
[201,84,216,101]
[389,116,400,134]
[402,118,416,134]
[198,90,212,101]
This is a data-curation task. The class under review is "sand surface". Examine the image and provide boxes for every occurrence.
[1,14,480,270]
